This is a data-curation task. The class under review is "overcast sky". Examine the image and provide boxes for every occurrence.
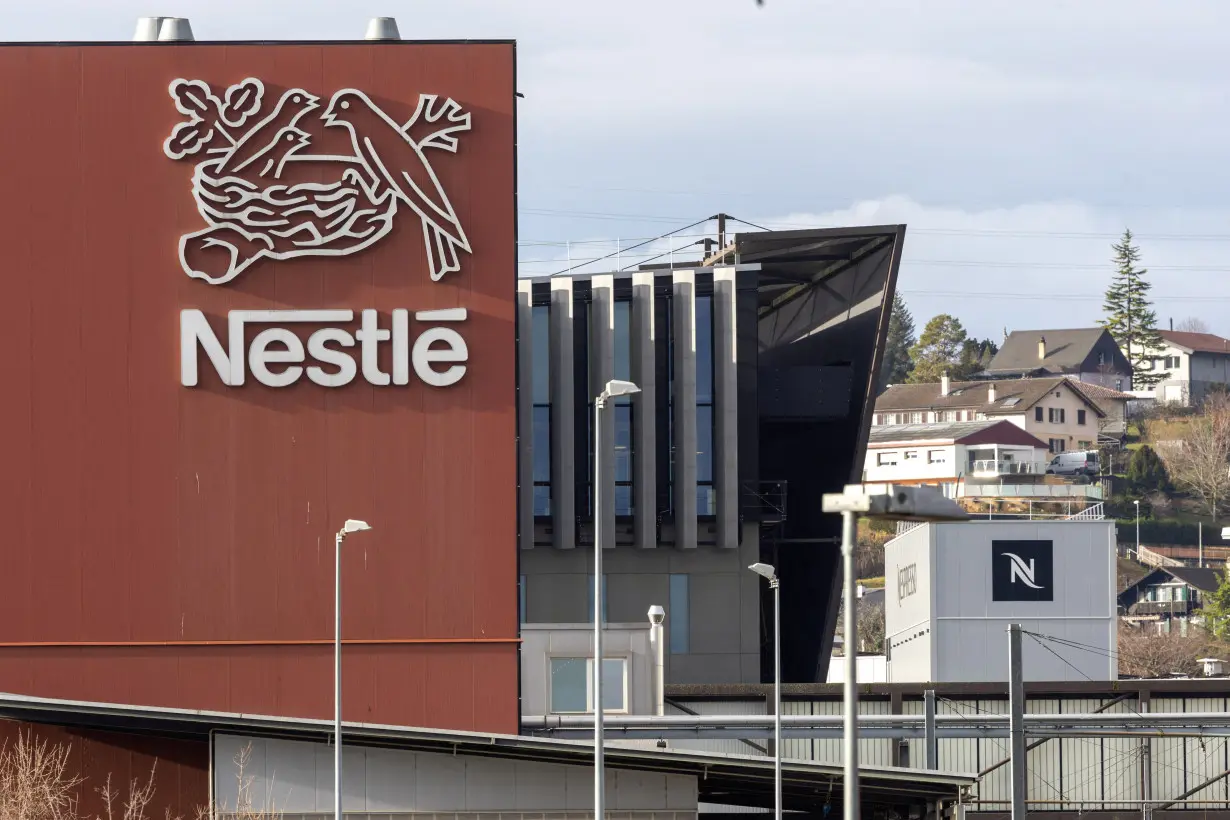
[12,0,1230,340]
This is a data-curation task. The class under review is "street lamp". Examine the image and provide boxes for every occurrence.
[333,518,371,820]
[748,562,782,820]
[1134,500,1140,557]
[821,485,967,820]
[594,378,639,820]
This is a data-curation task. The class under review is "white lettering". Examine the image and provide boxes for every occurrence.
[179,308,469,389]
[249,328,305,387]
[392,309,409,386]
[306,328,357,387]
[413,326,468,387]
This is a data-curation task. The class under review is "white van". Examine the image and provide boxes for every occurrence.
[1046,450,1100,477]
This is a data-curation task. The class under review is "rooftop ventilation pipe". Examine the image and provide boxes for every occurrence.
[988,383,997,403]
[1038,336,1047,361]
[157,17,194,41]
[365,17,402,40]
[940,372,950,397]
[132,17,166,41]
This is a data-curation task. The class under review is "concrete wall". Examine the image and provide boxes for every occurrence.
[212,734,697,817]
[520,622,656,716]
[886,520,1116,683]
[520,522,762,684]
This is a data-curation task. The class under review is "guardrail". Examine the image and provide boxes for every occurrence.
[969,460,1048,477]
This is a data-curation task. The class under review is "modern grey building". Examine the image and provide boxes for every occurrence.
[516,226,907,686]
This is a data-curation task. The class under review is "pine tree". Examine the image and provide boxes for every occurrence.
[1101,229,1168,389]
[1199,570,1230,641]
[878,293,916,390]
[907,314,968,384]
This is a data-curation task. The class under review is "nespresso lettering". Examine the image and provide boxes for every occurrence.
[181,308,468,387]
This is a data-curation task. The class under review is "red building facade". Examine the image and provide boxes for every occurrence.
[0,42,518,734]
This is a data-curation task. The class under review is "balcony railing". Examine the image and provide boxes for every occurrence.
[969,460,1048,477]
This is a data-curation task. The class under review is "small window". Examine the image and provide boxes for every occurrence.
[1116,379,1124,391]
[904,450,920,460]
[928,450,947,464]
[1077,409,1087,425]
[1002,397,1021,407]
[1098,352,1106,365]
[1049,408,1065,423]
[908,412,923,424]
[1035,407,1044,422]
[877,452,899,466]
[873,414,883,425]
[549,657,628,714]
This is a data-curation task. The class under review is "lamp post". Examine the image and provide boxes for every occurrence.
[821,484,968,820]
[334,519,371,820]
[748,562,782,820]
[594,378,640,820]
[1134,500,1140,557]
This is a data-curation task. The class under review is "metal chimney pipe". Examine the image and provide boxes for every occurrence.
[365,17,402,40]
[133,17,166,41]
[157,17,194,41]
[647,605,666,717]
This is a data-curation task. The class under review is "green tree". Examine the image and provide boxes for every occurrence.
[1126,445,1170,492]
[878,293,916,390]
[953,337,999,379]
[1200,570,1230,641]
[1101,229,1168,389]
[907,314,968,384]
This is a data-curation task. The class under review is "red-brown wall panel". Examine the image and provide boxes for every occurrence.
[0,43,518,733]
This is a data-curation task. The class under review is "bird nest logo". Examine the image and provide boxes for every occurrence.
[163,78,472,286]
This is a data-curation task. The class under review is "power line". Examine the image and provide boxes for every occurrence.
[549,216,715,276]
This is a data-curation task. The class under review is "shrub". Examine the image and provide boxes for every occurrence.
[1127,445,1170,492]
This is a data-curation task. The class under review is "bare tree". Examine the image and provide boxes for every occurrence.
[1175,317,1211,334]
[1117,626,1224,678]
[0,730,81,820]
[858,601,885,653]
[1160,393,1230,518]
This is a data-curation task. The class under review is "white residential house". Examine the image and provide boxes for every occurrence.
[863,419,1050,493]
[873,375,1129,453]
[1141,330,1230,406]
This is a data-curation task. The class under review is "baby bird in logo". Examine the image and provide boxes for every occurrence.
[217,88,320,176]
[322,89,471,281]
[256,126,312,178]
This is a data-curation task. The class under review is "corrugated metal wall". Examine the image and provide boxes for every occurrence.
[672,695,1230,811]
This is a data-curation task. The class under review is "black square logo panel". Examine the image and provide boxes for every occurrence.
[991,539,1054,602]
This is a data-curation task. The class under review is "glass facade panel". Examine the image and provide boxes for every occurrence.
[696,295,715,515]
[532,304,551,515]
[601,658,626,711]
[669,574,689,654]
[614,404,633,515]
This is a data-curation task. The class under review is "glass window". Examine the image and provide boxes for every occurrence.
[586,574,609,623]
[549,658,588,713]
[669,574,689,654]
[614,300,631,385]
[696,296,713,404]
[532,305,551,516]
[548,657,627,714]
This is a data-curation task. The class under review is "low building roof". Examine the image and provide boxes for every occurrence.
[0,692,973,814]
[875,377,1104,418]
[984,328,1115,376]
[867,419,1047,449]
[1159,330,1230,356]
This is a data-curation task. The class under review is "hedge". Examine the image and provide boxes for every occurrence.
[1115,518,1206,546]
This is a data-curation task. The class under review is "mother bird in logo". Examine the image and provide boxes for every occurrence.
[322,90,471,281]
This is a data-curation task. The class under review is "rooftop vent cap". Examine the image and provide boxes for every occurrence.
[365,16,401,40]
[157,17,194,41]
[132,17,166,41]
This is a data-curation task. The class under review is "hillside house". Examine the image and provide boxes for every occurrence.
[1141,330,1230,406]
[979,328,1132,390]
[864,420,1050,489]
[1118,566,1222,634]
[874,376,1117,454]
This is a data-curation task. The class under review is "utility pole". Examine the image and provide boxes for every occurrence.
[1009,624,1026,820]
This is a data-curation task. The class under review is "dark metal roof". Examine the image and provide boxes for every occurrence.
[868,419,1006,444]
[0,693,973,813]
[984,329,1114,375]
[875,377,1105,418]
